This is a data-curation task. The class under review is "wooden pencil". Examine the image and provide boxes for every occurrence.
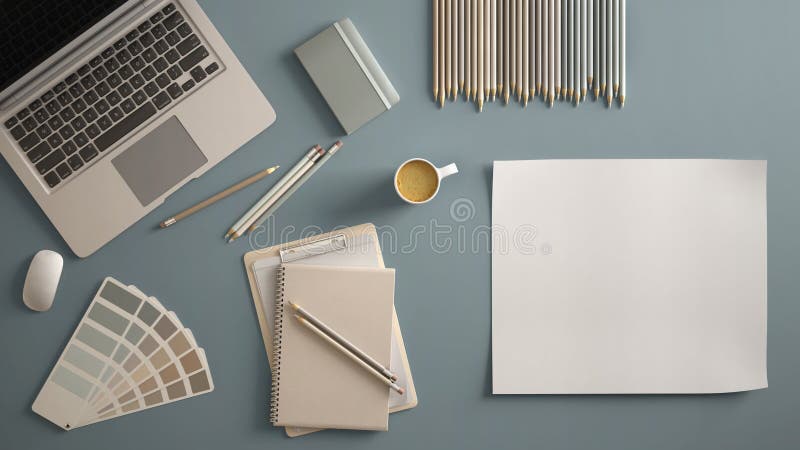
[619,0,625,107]
[433,0,439,102]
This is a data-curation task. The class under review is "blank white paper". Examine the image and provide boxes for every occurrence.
[492,160,767,394]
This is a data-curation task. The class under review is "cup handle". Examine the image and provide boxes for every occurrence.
[437,163,459,180]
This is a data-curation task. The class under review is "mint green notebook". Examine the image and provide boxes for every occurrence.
[295,18,399,135]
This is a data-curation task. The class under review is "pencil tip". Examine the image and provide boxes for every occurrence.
[504,92,509,104]
[478,99,484,112]
[613,85,619,97]
[619,95,625,108]
[606,95,612,107]
[523,95,528,107]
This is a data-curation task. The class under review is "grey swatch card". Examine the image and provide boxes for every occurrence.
[295,18,399,135]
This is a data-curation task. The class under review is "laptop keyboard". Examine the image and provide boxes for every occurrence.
[2,3,221,190]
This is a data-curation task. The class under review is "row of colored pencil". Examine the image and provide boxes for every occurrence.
[432,0,626,111]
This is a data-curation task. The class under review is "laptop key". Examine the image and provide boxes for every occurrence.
[33,108,49,123]
[77,65,91,76]
[57,92,72,106]
[150,12,164,24]
[142,66,157,81]
[109,107,124,121]
[181,79,195,91]
[165,49,180,64]
[114,39,127,50]
[162,3,176,14]
[41,90,55,102]
[121,98,136,114]
[130,74,145,89]
[94,102,156,152]
[167,83,183,99]
[82,107,98,123]
[83,90,99,105]
[151,23,166,38]
[5,117,18,128]
[65,73,79,85]
[144,82,159,97]
[118,82,133,98]
[153,57,169,72]
[176,34,200,56]
[19,133,40,151]
[119,64,134,79]
[67,155,83,171]
[36,124,52,138]
[165,31,180,46]
[177,22,192,38]
[73,131,89,147]
[89,56,103,67]
[80,75,96,89]
[126,29,140,42]
[132,90,147,105]
[79,144,98,162]
[72,98,87,114]
[104,58,120,72]
[47,133,63,148]
[47,115,63,130]
[154,39,170,54]
[116,49,131,64]
[95,81,111,97]
[128,41,144,56]
[153,91,171,109]
[36,149,65,174]
[62,140,78,155]
[53,81,67,93]
[69,83,84,98]
[46,100,61,115]
[59,107,75,122]
[155,73,170,88]
[10,125,25,140]
[108,73,122,88]
[59,124,75,140]
[163,12,184,30]
[17,108,31,120]
[92,66,108,81]
[101,47,115,59]
[97,115,113,130]
[71,117,87,132]
[23,117,37,132]
[107,92,122,107]
[142,48,157,63]
[179,46,209,71]
[95,99,110,114]
[85,124,101,139]
[56,162,72,180]
[29,99,42,111]
[167,65,182,80]
[27,141,51,163]
[44,171,60,188]
[137,21,151,33]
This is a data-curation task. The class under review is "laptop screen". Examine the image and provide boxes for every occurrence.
[0,0,129,93]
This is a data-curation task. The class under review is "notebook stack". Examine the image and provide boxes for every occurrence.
[244,223,417,436]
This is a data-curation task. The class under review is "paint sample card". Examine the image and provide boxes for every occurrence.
[32,278,214,430]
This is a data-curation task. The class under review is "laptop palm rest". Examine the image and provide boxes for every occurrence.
[112,117,208,206]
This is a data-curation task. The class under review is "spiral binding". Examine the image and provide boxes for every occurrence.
[269,266,287,424]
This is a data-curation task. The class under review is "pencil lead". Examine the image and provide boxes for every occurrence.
[548,94,554,107]
[587,76,593,88]
[459,81,464,92]
[491,88,496,99]
[619,95,625,108]
[613,84,619,98]
[568,88,574,100]
[594,87,599,100]
[581,88,587,100]
[504,90,510,104]
[574,95,579,107]
[478,98,484,112]
[600,83,606,96]
[536,83,542,96]
[543,88,548,100]
[523,93,529,107]
[439,94,445,108]
[606,94,612,107]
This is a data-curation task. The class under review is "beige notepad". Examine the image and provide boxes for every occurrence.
[270,264,395,430]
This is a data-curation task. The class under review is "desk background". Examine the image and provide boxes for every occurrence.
[1,1,798,449]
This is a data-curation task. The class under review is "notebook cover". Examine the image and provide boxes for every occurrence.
[243,224,417,437]
[271,265,395,430]
[294,18,399,135]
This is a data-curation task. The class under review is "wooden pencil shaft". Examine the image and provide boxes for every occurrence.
[459,0,465,89]
[433,0,439,99]
[619,0,625,103]
[295,315,404,394]
[161,166,277,227]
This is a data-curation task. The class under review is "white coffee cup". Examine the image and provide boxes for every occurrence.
[394,158,458,204]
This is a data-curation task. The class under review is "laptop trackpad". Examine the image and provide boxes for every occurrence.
[112,117,208,206]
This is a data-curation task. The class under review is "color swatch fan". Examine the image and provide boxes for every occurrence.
[32,278,214,430]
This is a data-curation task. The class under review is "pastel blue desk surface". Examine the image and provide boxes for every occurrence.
[1,1,798,449]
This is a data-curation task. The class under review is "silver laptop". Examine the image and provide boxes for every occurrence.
[0,0,276,257]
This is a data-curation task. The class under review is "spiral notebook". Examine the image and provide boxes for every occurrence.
[270,264,396,430]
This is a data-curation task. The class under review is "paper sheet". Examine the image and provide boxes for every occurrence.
[491,160,768,394]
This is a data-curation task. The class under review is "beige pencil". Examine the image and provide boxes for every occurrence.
[433,0,439,102]
[295,315,404,394]
[548,0,554,105]
[561,0,567,98]
[498,0,504,94]
[471,0,478,100]
[568,0,573,100]
[580,0,586,100]
[439,0,446,106]
[600,0,606,97]
[160,166,278,228]
[503,0,510,103]
[509,0,515,96]
[522,0,529,105]
[465,0,471,99]
[542,0,548,101]
[459,0,465,94]
[484,0,491,101]
[619,0,625,107]
[574,0,580,105]
[533,0,540,99]
[554,0,560,101]
[489,0,496,99]
[605,0,612,106]
[515,0,522,100]
[593,0,600,99]
[612,0,619,98]
[587,0,593,91]
[445,0,452,101]
[477,0,484,111]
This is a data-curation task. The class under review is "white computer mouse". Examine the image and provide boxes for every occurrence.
[23,250,64,312]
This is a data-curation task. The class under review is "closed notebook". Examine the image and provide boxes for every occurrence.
[270,264,395,430]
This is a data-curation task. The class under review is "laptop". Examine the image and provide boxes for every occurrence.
[0,0,276,257]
